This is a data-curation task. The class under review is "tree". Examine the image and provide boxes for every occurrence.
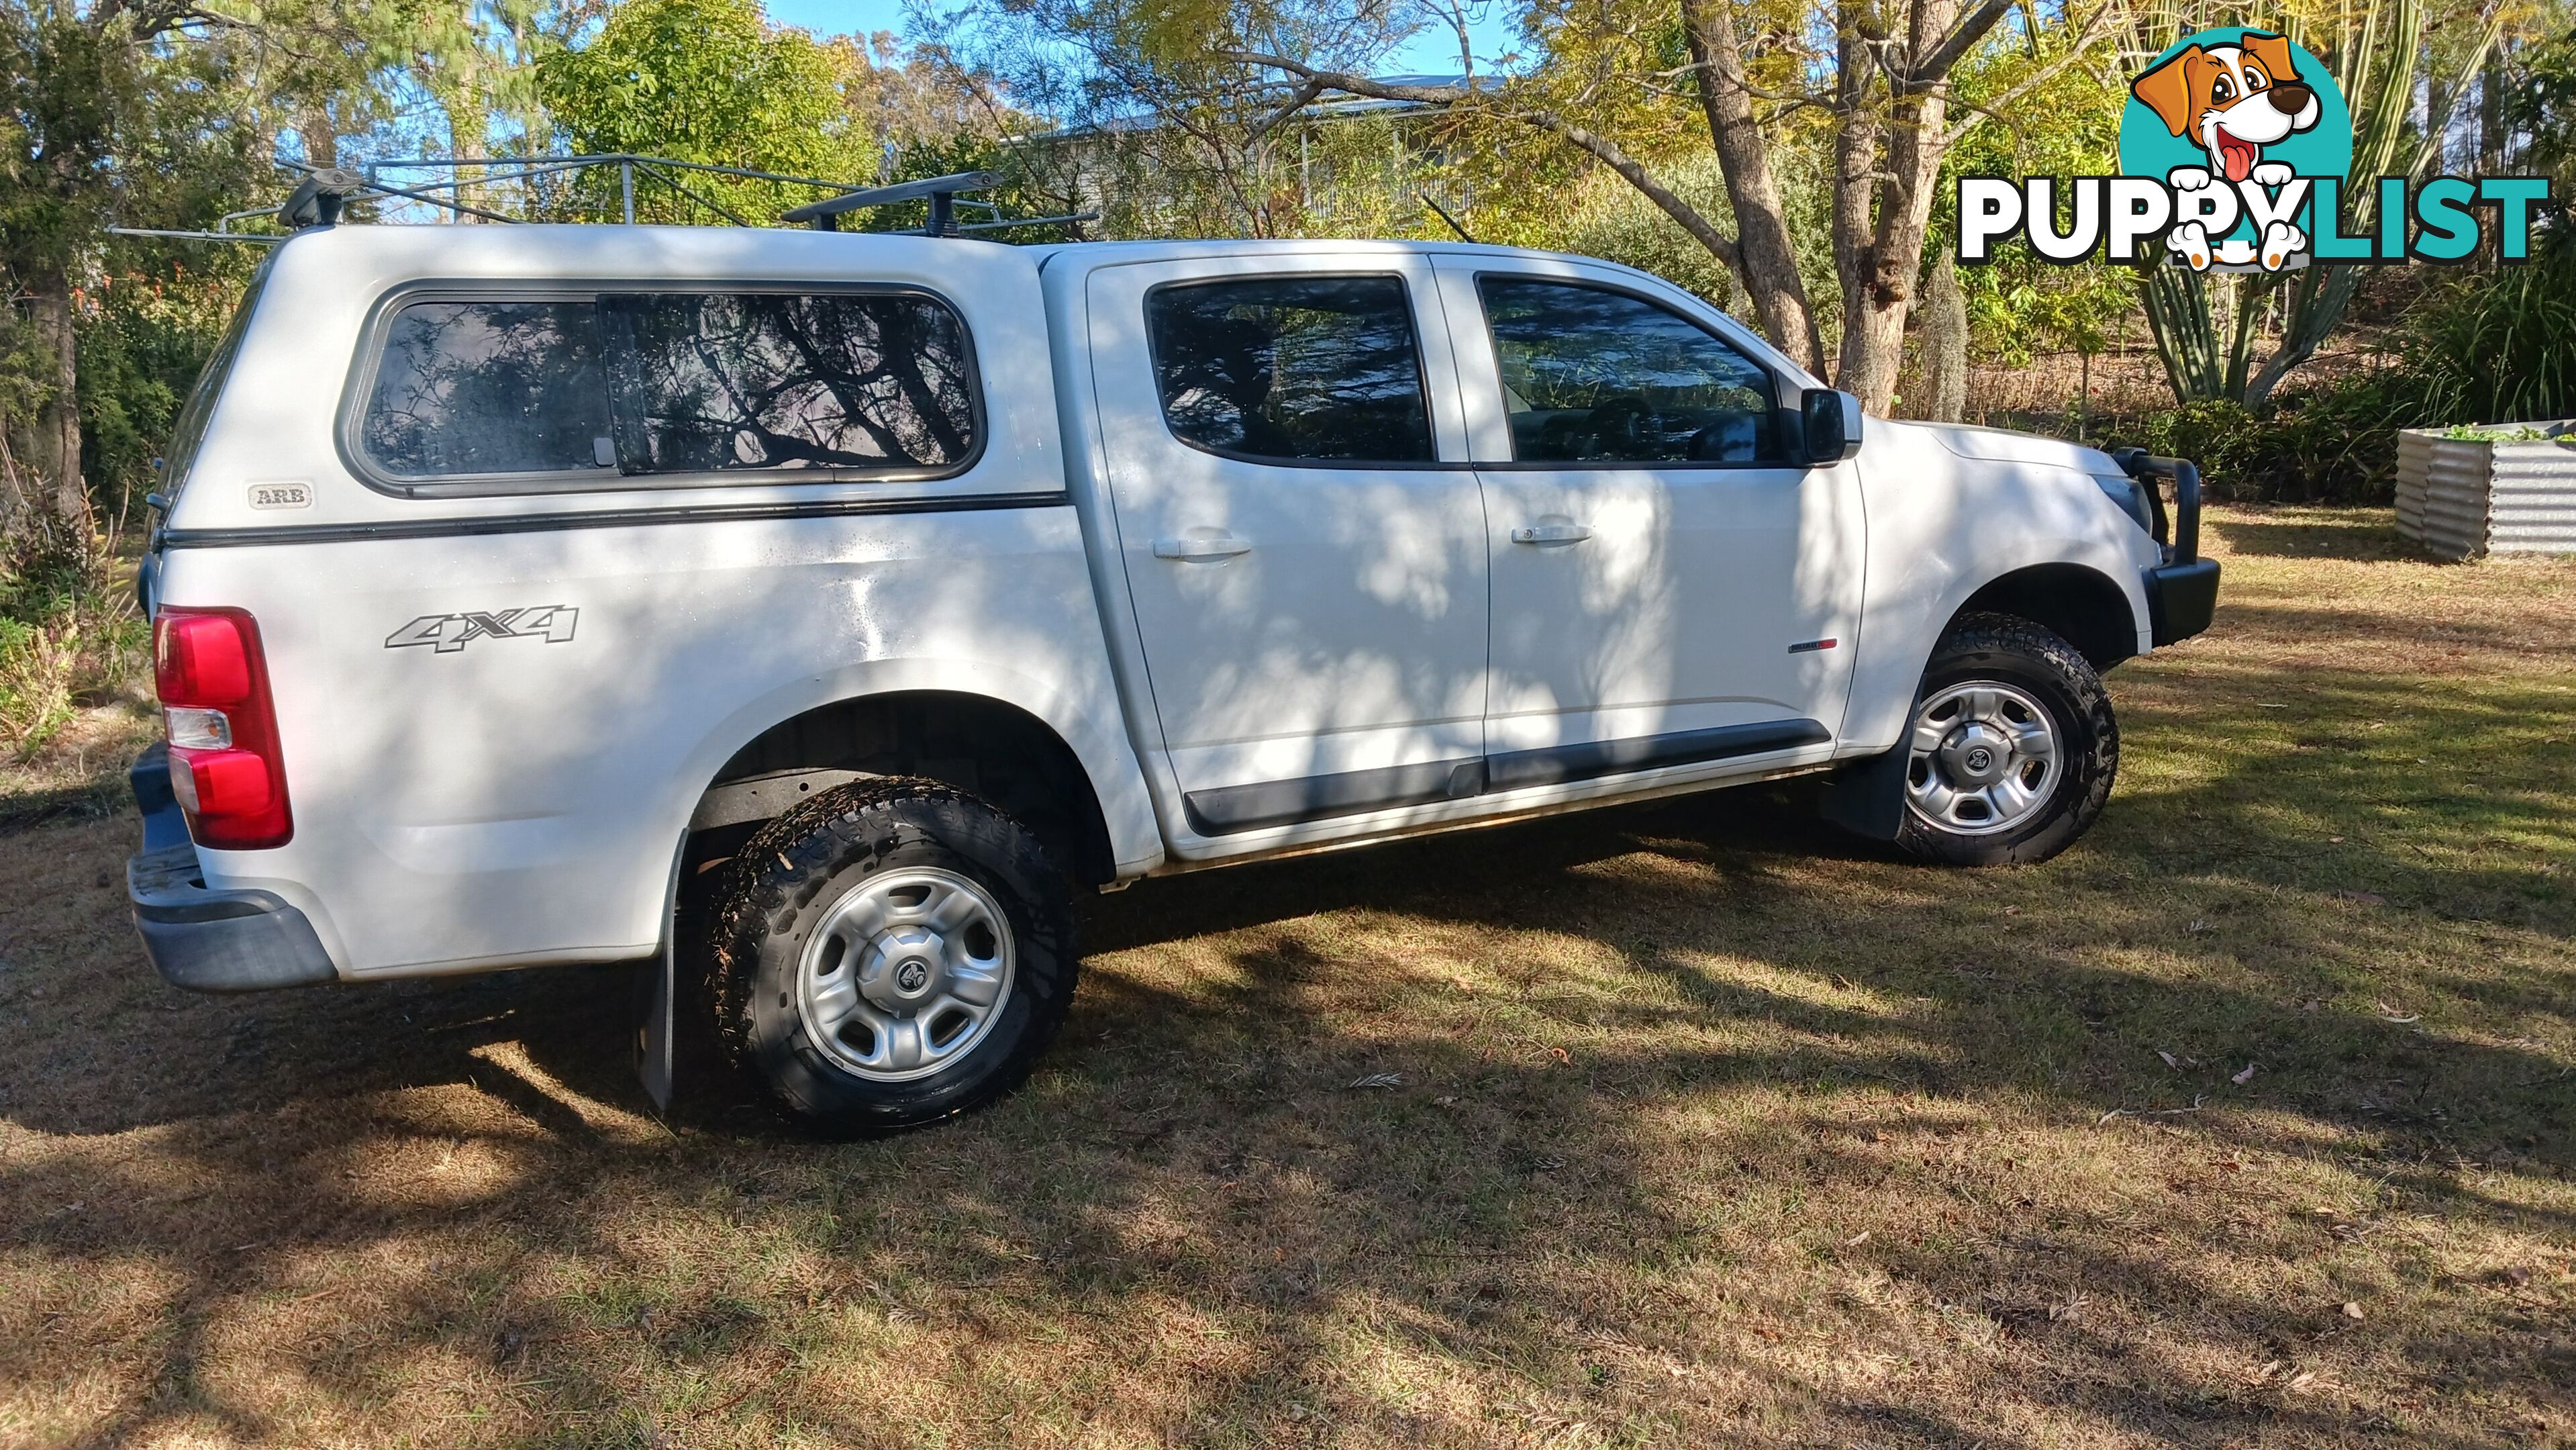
[1199,0,2119,409]
[2,0,506,539]
[3,0,250,537]
[534,0,876,223]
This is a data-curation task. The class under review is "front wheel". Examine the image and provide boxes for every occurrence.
[708,778,1078,1134]
[1893,614,2118,867]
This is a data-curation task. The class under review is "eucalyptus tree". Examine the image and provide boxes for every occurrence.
[1205,0,2120,410]
[1,0,517,538]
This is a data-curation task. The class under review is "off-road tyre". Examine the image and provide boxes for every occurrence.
[1893,613,2118,867]
[707,777,1077,1134]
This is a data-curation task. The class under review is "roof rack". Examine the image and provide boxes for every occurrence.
[780,169,1095,237]
[108,156,1094,244]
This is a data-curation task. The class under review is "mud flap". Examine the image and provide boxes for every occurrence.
[634,839,685,1113]
[1819,742,1908,841]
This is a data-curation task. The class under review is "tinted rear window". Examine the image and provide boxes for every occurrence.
[362,301,613,478]
[1146,276,1434,464]
[354,290,977,485]
[601,293,975,471]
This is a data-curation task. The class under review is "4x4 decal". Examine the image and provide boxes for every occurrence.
[386,606,579,653]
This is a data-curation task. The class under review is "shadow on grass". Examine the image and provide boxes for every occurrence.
[2203,508,2426,563]
[3,631,2571,1444]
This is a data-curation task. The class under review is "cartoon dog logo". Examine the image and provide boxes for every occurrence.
[2130,31,2322,270]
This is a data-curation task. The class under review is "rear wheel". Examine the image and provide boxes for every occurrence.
[708,778,1077,1134]
[1893,614,2117,867]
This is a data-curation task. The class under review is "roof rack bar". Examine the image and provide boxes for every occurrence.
[376,153,865,193]
[783,171,1002,232]
[108,226,283,246]
[950,210,1097,234]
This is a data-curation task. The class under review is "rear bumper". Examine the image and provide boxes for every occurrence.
[127,744,337,992]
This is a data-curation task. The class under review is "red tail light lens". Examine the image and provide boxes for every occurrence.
[154,606,292,849]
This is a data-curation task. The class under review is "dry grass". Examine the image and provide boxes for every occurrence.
[3,506,2571,1449]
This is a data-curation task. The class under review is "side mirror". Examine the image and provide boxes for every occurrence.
[1801,388,1864,465]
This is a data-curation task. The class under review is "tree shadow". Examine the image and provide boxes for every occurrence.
[3,633,2571,1444]
[2203,508,2427,563]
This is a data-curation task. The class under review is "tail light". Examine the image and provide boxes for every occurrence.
[155,606,292,849]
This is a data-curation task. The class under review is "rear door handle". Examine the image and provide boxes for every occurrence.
[1151,535,1253,561]
[1509,523,1593,544]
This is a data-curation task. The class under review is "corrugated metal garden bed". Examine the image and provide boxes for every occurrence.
[2396,420,2576,560]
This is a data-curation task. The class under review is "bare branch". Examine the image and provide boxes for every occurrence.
[1218,50,1743,273]
[1244,78,1325,144]
[1914,0,2015,85]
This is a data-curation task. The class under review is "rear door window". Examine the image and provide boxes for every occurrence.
[1145,276,1434,464]
[352,289,978,487]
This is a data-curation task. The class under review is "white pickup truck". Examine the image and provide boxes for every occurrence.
[130,220,2218,1131]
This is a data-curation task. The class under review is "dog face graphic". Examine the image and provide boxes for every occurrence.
[2130,32,2321,182]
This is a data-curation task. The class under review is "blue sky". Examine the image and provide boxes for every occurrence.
[760,0,1524,77]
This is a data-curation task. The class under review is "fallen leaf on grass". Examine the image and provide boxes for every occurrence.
[2341,1301,2365,1320]
[2157,1050,2201,1069]
[2373,1000,2420,1024]
[1432,1095,1458,1107]
[2232,1062,2260,1086]
[1346,1072,1403,1090]
[1844,1231,1871,1247]
[2501,1265,2532,1288]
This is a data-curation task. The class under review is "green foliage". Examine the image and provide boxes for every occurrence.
[76,264,246,525]
[2400,240,2576,428]
[2110,378,2420,503]
[0,616,79,761]
[2510,26,2576,182]
[0,524,142,759]
[1943,21,2130,362]
[536,0,876,222]
[2434,424,2569,441]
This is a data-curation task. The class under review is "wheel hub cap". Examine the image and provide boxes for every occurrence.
[1940,723,2011,787]
[1903,682,2062,836]
[797,867,1016,1083]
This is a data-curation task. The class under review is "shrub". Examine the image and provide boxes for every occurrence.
[2099,234,2576,504]
[2104,373,2422,505]
[2400,240,2576,428]
[0,525,150,765]
[0,618,80,761]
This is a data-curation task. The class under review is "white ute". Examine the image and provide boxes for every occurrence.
[130,215,2220,1131]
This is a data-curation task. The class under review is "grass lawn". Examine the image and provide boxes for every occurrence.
[1,505,2570,1448]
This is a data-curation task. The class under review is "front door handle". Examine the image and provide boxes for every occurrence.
[1151,535,1253,561]
[1509,523,1593,544]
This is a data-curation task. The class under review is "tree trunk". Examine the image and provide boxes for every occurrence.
[1835,0,1961,416]
[1675,0,1824,374]
[26,275,93,537]
[299,109,339,168]
[1827,22,1883,403]
[2479,60,2504,172]
[1922,248,1968,422]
